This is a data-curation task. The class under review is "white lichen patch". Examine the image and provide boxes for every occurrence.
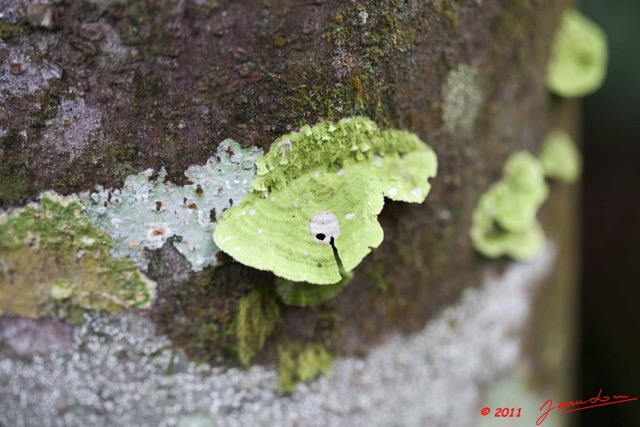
[0,247,555,427]
[442,64,484,135]
[0,45,63,96]
[42,97,104,160]
[81,139,262,271]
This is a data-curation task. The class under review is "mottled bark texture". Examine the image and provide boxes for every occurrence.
[2,0,576,398]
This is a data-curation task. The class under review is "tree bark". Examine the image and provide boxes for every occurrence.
[0,0,578,426]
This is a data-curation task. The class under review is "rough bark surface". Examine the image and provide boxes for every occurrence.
[0,0,578,424]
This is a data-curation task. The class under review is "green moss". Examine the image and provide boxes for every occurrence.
[280,2,414,123]
[0,171,29,206]
[0,21,23,40]
[546,10,608,97]
[442,65,483,135]
[540,130,582,183]
[0,192,155,322]
[235,289,279,366]
[470,152,548,260]
[277,342,333,392]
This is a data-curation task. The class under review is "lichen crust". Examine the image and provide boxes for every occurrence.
[81,139,262,271]
[0,192,155,321]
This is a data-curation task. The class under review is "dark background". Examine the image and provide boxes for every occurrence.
[580,0,640,426]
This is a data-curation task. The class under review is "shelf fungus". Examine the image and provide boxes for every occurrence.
[470,152,549,260]
[546,9,608,97]
[213,117,438,285]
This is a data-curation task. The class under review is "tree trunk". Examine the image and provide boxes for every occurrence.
[0,0,578,426]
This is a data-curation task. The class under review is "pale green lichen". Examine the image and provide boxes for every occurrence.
[540,130,582,183]
[546,10,608,97]
[0,192,155,321]
[470,152,548,260]
[213,117,438,285]
[235,289,279,366]
[177,415,215,427]
[276,270,353,307]
[442,65,483,135]
[277,342,333,392]
[81,139,262,271]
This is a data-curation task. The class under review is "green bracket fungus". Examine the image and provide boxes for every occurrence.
[213,117,438,285]
[540,130,582,183]
[277,342,333,392]
[0,192,155,321]
[81,139,262,272]
[470,152,548,260]
[546,10,608,97]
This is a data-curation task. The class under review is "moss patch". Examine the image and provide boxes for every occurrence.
[235,289,280,366]
[0,21,24,40]
[0,192,155,322]
[277,342,333,392]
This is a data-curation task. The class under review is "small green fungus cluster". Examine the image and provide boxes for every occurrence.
[471,126,582,259]
[470,152,548,260]
[540,130,582,183]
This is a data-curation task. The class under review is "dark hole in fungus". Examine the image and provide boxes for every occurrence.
[316,233,326,241]
[229,198,233,206]
[155,201,162,211]
[210,208,217,222]
[196,185,204,196]
[317,262,322,267]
